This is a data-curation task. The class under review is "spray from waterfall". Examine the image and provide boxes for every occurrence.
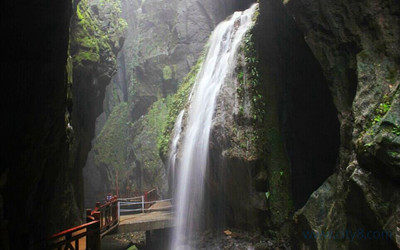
[169,4,259,249]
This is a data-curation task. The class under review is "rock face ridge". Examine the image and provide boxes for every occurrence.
[69,0,126,208]
[205,0,340,236]
[282,0,400,248]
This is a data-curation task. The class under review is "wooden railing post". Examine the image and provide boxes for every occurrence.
[141,195,144,213]
[86,209,92,221]
[47,197,122,249]
[86,221,101,250]
[93,211,101,228]
[117,201,120,219]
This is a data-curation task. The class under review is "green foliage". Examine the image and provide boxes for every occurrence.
[364,142,374,148]
[131,97,170,177]
[74,51,100,64]
[392,125,400,136]
[371,95,391,124]
[147,97,171,148]
[127,245,138,250]
[129,97,171,189]
[73,0,100,65]
[359,91,398,151]
[158,52,206,157]
[72,0,127,67]
[238,71,244,82]
[227,11,269,161]
[372,97,391,125]
[252,7,260,22]
[163,65,173,80]
[239,29,265,124]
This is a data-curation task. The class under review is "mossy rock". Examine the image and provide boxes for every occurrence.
[158,51,206,158]
[71,0,127,67]
[163,65,173,80]
[94,102,129,170]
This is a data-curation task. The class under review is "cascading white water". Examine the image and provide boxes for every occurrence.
[167,110,184,194]
[170,4,259,249]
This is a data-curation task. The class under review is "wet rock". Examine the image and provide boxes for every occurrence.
[283,0,400,248]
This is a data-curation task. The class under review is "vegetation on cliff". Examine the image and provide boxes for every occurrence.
[94,102,129,172]
[70,0,127,207]
[158,52,206,157]
[130,98,170,191]
[71,0,127,67]
[227,17,268,161]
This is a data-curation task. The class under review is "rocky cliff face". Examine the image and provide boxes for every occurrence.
[69,0,126,208]
[205,0,340,236]
[282,0,400,248]
[1,0,124,247]
[1,0,73,248]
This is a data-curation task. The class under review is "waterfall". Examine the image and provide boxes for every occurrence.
[170,4,259,249]
[167,110,184,196]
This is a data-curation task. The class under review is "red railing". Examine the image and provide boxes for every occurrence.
[47,196,118,249]
[47,220,100,250]
[144,188,158,209]
[86,196,119,237]
[46,190,154,249]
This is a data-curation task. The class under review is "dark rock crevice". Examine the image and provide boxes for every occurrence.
[283,0,400,248]
[257,0,340,213]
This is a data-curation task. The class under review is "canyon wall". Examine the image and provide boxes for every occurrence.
[1,0,73,248]
[283,0,400,248]
[83,0,255,206]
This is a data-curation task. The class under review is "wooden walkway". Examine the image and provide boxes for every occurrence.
[118,210,174,233]
[46,192,173,249]
[118,200,174,233]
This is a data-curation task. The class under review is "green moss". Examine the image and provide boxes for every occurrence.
[243,30,265,124]
[74,51,100,64]
[146,97,171,147]
[391,125,400,136]
[71,0,127,67]
[94,102,129,171]
[72,0,100,65]
[358,89,398,150]
[252,7,260,22]
[158,52,206,157]
[371,95,391,125]
[232,14,268,159]
[163,65,173,80]
[130,97,171,188]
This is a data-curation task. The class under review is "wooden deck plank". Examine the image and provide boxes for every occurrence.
[118,211,174,233]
